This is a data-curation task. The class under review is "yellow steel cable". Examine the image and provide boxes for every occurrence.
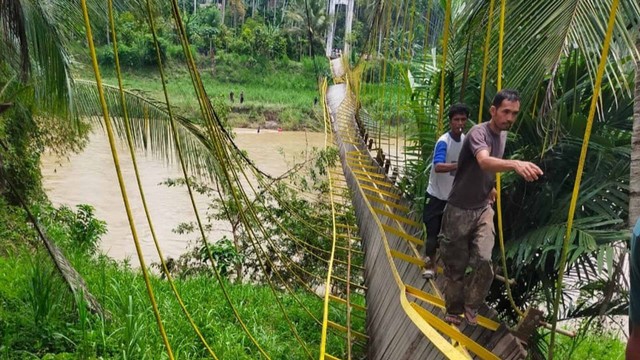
[494,0,526,320]
[548,1,620,358]
[171,1,325,356]
[422,0,434,68]
[171,12,361,346]
[377,0,394,153]
[319,77,340,360]
[436,0,452,138]
[172,5,364,358]
[477,0,496,124]
[497,0,506,91]
[175,34,319,359]
[78,1,175,358]
[146,2,272,357]
[203,128,362,316]
[106,2,218,357]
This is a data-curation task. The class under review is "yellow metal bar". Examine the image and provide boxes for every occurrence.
[382,224,424,246]
[390,250,424,267]
[410,303,500,360]
[347,161,380,170]
[360,185,401,199]
[346,151,370,158]
[336,245,364,255]
[373,208,422,227]
[352,169,386,179]
[327,321,369,341]
[329,295,367,312]
[356,177,396,188]
[332,276,368,291]
[335,233,360,240]
[405,285,500,331]
[366,195,410,212]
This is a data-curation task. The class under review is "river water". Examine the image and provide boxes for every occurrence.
[41,128,326,266]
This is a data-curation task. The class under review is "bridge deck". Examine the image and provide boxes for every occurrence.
[325,57,527,360]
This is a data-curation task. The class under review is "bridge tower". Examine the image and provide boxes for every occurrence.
[325,0,355,57]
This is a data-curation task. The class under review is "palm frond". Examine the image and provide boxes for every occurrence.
[0,0,29,80]
[73,79,220,178]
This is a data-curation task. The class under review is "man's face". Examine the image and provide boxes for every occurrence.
[449,114,467,136]
[490,99,520,131]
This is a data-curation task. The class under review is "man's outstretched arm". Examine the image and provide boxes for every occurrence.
[475,149,543,182]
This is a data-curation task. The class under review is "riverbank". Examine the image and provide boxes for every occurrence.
[80,56,325,131]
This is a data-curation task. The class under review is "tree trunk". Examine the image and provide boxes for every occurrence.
[210,39,216,76]
[221,0,226,26]
[631,36,640,225]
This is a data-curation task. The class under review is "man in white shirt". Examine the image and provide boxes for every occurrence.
[422,104,469,279]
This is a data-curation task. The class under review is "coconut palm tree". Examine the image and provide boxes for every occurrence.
[0,0,218,315]
[366,0,639,337]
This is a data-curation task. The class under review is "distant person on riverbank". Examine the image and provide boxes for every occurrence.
[628,216,640,360]
[440,90,543,326]
[229,91,234,103]
[257,126,261,133]
[421,103,469,280]
[240,92,244,104]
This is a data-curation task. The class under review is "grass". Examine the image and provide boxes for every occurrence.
[548,330,627,359]
[76,54,327,131]
[0,202,366,359]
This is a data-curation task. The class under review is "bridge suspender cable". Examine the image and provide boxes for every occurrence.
[319,78,338,360]
[548,0,620,358]
[436,0,452,139]
[79,0,175,358]
[105,1,219,357]
[477,0,495,124]
[494,0,527,320]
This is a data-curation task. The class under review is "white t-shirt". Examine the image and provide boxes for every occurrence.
[426,132,465,201]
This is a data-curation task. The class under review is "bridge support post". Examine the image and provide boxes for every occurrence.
[325,0,355,58]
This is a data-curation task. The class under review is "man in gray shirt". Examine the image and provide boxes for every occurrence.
[439,89,543,326]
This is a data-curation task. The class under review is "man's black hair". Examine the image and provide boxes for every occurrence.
[492,89,520,108]
[448,103,470,120]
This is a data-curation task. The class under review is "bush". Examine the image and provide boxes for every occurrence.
[140,34,168,67]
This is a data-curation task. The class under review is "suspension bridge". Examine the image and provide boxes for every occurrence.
[17,0,628,358]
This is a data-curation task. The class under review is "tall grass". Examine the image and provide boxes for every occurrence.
[0,202,366,359]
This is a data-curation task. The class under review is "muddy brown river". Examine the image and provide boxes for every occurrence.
[41,128,326,266]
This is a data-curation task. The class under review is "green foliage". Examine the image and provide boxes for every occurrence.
[199,237,243,277]
[93,55,323,130]
[52,205,107,256]
[538,319,627,360]
[27,255,66,329]
[186,5,221,54]
[0,103,43,204]
[0,238,365,358]
[97,11,171,68]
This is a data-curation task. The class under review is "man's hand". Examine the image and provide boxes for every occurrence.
[488,188,497,205]
[513,160,543,182]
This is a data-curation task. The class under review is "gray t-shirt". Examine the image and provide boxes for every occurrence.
[448,122,507,210]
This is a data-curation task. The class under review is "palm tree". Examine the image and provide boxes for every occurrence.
[0,0,217,315]
[364,0,639,341]
[284,0,328,57]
